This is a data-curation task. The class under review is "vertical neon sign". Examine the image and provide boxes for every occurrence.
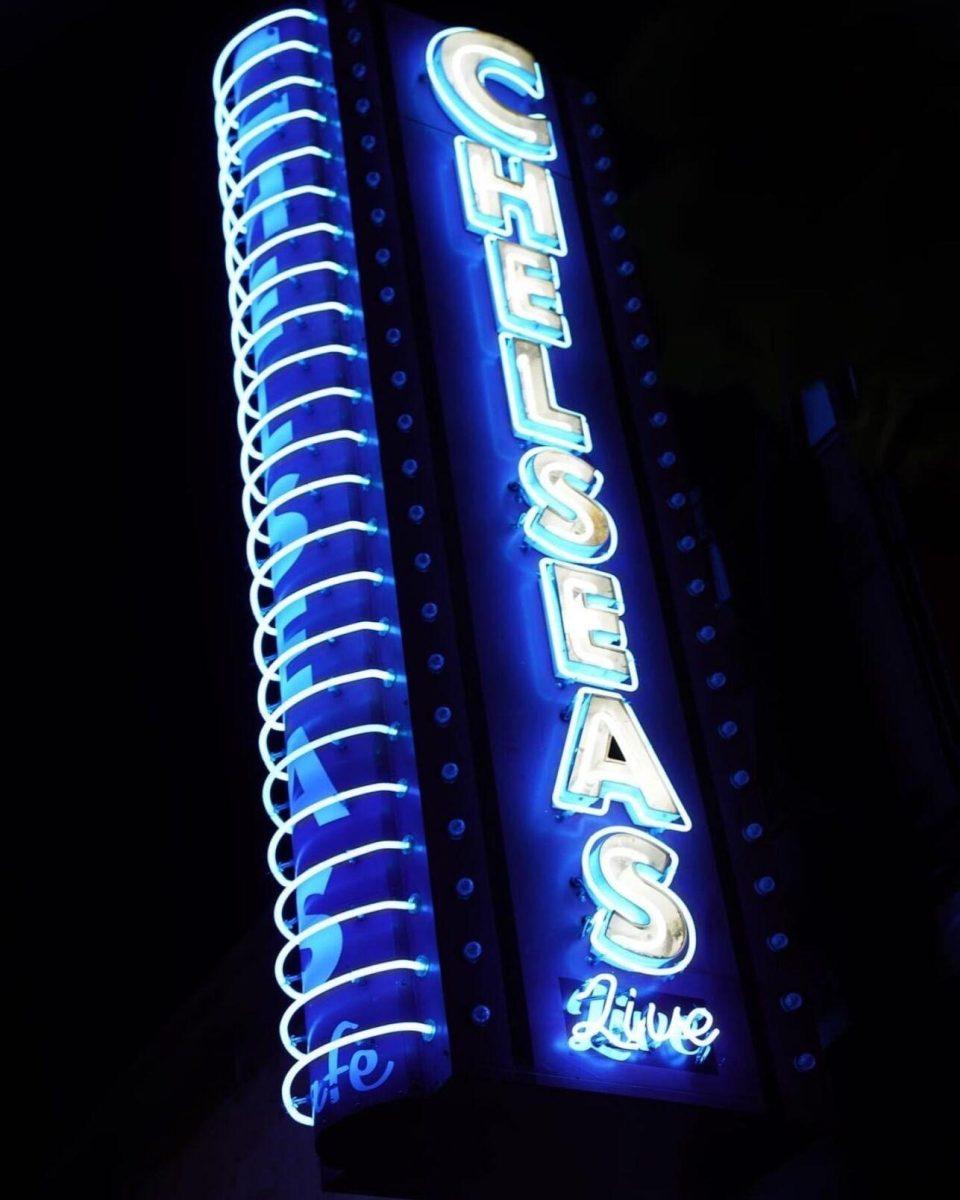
[425,18,703,1039]
[213,5,448,1127]
[386,7,761,1105]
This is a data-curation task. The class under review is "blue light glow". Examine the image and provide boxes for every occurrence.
[553,688,692,829]
[484,234,571,348]
[214,3,447,1128]
[425,26,556,162]
[453,136,567,255]
[580,826,697,976]
[498,334,591,452]
[539,558,638,691]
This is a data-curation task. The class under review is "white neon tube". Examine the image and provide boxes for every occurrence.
[216,11,437,1127]
[239,385,363,466]
[279,958,427,1055]
[254,570,385,672]
[262,723,400,804]
[259,668,396,762]
[212,9,321,100]
[282,1021,435,1126]
[273,838,411,935]
[219,74,327,137]
[215,39,322,131]
[241,429,367,521]
[274,898,418,995]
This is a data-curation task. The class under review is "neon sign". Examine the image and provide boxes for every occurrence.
[213,5,449,1128]
[567,974,719,1062]
[212,2,765,1128]
[425,19,703,1036]
[389,5,761,1105]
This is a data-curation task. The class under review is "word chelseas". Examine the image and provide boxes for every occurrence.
[426,26,716,1061]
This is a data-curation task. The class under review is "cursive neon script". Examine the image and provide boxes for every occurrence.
[313,1020,395,1111]
[566,973,719,1063]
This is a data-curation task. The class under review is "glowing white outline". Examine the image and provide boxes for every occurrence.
[283,1020,435,1127]
[552,687,692,830]
[254,570,385,674]
[241,428,367,519]
[484,234,571,349]
[538,558,638,692]
[453,135,566,256]
[279,957,427,1056]
[273,838,411,935]
[518,446,617,565]
[424,26,556,163]
[566,973,718,1059]
[261,722,399,816]
[274,897,417,996]
[215,10,439,1127]
[497,334,590,452]
[219,74,327,138]
[259,668,396,763]
[580,826,697,977]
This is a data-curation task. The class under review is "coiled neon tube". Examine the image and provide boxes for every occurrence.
[214,5,444,1126]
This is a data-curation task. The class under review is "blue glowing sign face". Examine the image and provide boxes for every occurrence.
[214,7,449,1129]
[385,8,761,1107]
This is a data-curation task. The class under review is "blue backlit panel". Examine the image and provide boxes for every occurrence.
[384,8,762,1108]
[214,5,448,1128]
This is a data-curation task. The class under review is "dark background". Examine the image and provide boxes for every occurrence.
[13,0,957,1192]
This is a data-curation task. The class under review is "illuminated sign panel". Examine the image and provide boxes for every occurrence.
[214,6,449,1129]
[214,1,766,1131]
[386,7,760,1106]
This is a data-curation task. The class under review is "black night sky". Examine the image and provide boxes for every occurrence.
[15,0,958,1194]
